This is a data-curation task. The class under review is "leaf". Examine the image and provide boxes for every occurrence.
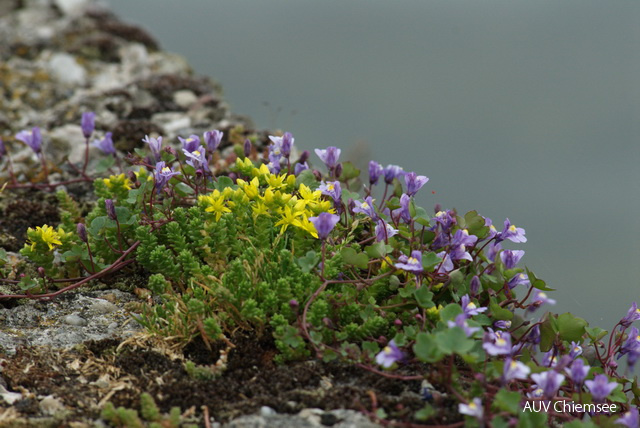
[526,268,555,291]
[174,182,195,196]
[297,251,319,273]
[365,241,389,258]
[557,312,587,343]
[413,332,444,363]
[435,327,475,354]
[585,326,608,342]
[421,252,442,271]
[94,156,115,174]
[493,389,521,414]
[295,169,318,190]
[413,286,434,308]
[490,299,514,321]
[339,161,360,181]
[464,210,489,238]
[89,216,107,236]
[215,176,235,190]
[340,247,369,270]
[439,303,463,322]
[539,315,558,352]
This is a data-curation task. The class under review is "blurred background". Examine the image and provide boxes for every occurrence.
[108,0,640,330]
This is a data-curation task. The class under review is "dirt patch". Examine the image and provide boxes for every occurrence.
[0,330,456,426]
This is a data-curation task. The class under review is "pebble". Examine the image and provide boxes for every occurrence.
[173,90,198,108]
[39,395,66,416]
[48,53,87,86]
[63,314,88,326]
[90,299,118,314]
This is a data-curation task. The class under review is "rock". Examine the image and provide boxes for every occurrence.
[173,90,198,108]
[39,395,65,416]
[47,53,87,86]
[0,384,22,405]
[63,314,88,326]
[89,299,118,314]
[54,0,90,16]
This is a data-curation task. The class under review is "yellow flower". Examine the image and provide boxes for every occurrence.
[275,205,303,234]
[103,173,132,190]
[266,173,287,189]
[239,177,260,200]
[251,201,270,219]
[199,191,231,221]
[294,215,318,239]
[298,184,321,208]
[29,225,62,251]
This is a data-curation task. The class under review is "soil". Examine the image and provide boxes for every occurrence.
[0,329,462,427]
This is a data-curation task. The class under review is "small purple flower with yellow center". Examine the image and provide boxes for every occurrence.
[617,327,640,369]
[179,135,201,153]
[585,374,618,402]
[319,181,342,203]
[451,229,477,247]
[154,161,180,193]
[395,250,423,273]
[375,340,404,368]
[314,146,341,169]
[369,160,383,185]
[494,320,511,330]
[531,371,565,399]
[565,358,590,388]
[204,129,223,152]
[526,325,541,346]
[617,407,639,428]
[353,196,377,219]
[528,290,556,311]
[92,132,115,155]
[143,135,162,161]
[486,217,498,239]
[448,314,480,337]
[527,386,544,398]
[499,218,527,243]
[375,219,398,242]
[450,244,473,262]
[294,162,309,175]
[569,341,583,359]
[486,241,501,262]
[483,329,512,356]
[16,127,42,153]
[267,159,281,174]
[508,272,530,290]
[81,112,95,139]
[183,146,209,171]
[433,209,455,230]
[309,212,340,240]
[500,250,525,269]
[383,164,404,184]
[461,294,487,317]
[458,398,483,420]
[404,172,429,196]
[542,350,558,367]
[621,302,640,328]
[503,358,531,383]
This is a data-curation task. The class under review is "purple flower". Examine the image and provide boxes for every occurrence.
[585,374,618,402]
[458,398,483,420]
[493,320,511,330]
[105,199,117,220]
[269,133,294,158]
[617,407,639,428]
[154,161,180,193]
[375,340,404,368]
[565,358,590,387]
[383,164,404,184]
[621,302,640,328]
[81,112,95,139]
[526,325,541,346]
[319,181,342,203]
[433,210,455,231]
[500,250,525,269]
[503,358,531,382]
[294,162,309,175]
[568,341,583,359]
[470,276,481,296]
[352,196,377,219]
[0,137,6,159]
[404,172,429,196]
[461,294,487,317]
[267,159,281,174]
[528,290,556,310]
[179,135,201,153]
[448,314,480,337]
[309,212,340,240]
[508,273,530,290]
[542,350,559,367]
[451,229,478,247]
[530,371,565,399]
[16,127,42,153]
[482,329,512,356]
[204,130,223,152]
[395,250,423,273]
[143,135,162,161]
[369,161,383,185]
[486,241,501,262]
[391,193,411,223]
[92,132,115,155]
[76,223,88,243]
[183,146,209,171]
[314,146,341,169]
[450,244,473,262]
[499,218,527,243]
[375,220,398,242]
[435,251,454,274]
[617,327,640,369]
[244,139,252,157]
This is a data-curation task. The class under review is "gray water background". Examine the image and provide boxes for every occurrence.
[108,0,640,331]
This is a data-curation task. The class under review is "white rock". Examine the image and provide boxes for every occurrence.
[173,90,198,108]
[48,53,86,86]
[54,0,90,16]
[63,314,88,326]
[0,384,22,405]
[152,112,191,134]
[260,406,276,417]
[39,395,65,415]
[90,299,118,314]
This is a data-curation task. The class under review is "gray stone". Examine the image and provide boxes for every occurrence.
[173,90,198,108]
[48,53,87,86]
[63,314,88,326]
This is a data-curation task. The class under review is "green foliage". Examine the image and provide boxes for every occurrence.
[101,393,197,428]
